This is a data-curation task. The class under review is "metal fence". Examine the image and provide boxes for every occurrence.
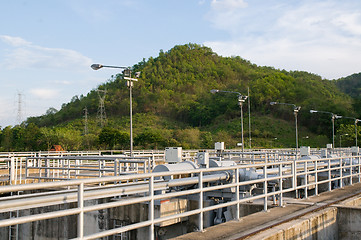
[0,153,360,239]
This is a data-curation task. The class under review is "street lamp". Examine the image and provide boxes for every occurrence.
[339,133,349,148]
[310,110,341,149]
[270,102,301,159]
[210,89,248,152]
[91,63,140,157]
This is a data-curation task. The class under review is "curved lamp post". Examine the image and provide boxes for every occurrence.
[310,110,341,149]
[211,89,248,152]
[270,102,301,159]
[91,64,140,157]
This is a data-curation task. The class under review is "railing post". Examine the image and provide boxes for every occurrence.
[236,168,240,220]
[25,157,28,181]
[340,158,343,188]
[279,163,283,207]
[114,159,118,177]
[328,159,331,191]
[75,159,80,178]
[263,165,268,211]
[350,156,353,185]
[44,158,49,178]
[304,160,308,198]
[78,183,84,239]
[198,171,204,231]
[10,157,15,185]
[357,157,361,182]
[315,160,318,195]
[149,176,154,240]
[293,160,297,198]
[38,157,42,182]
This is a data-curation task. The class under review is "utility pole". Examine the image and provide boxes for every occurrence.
[248,87,252,149]
[97,89,107,127]
[83,107,89,136]
[16,91,24,125]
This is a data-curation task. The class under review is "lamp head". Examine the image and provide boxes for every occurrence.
[210,89,219,94]
[134,72,141,78]
[91,64,103,70]
[294,106,301,112]
[270,101,278,105]
[123,69,132,77]
[310,110,317,113]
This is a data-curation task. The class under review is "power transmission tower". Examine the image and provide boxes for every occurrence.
[97,89,107,127]
[16,91,24,125]
[84,107,89,135]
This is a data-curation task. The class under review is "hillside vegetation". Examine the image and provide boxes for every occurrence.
[0,43,359,151]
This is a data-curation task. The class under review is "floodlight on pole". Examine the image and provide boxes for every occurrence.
[91,64,128,70]
[210,89,248,152]
[91,63,140,157]
[210,89,220,94]
[270,101,301,159]
[310,109,340,149]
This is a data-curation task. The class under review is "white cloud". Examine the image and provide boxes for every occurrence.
[0,35,92,71]
[54,80,72,85]
[30,88,60,100]
[204,0,361,79]
[206,0,248,32]
[0,35,31,47]
[333,13,361,36]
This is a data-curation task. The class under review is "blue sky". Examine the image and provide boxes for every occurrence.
[1,0,361,127]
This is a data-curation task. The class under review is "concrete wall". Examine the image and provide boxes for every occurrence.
[337,206,361,239]
[340,195,361,207]
[253,207,338,240]
[0,199,109,240]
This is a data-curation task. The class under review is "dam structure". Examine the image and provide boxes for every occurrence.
[1,145,361,239]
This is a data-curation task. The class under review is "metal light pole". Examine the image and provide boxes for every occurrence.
[211,89,248,152]
[357,119,360,147]
[310,110,341,149]
[91,64,140,157]
[270,102,301,159]
[248,87,252,149]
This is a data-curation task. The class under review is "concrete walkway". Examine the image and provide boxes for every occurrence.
[172,182,361,240]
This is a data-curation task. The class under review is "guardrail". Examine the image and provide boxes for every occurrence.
[3,156,155,185]
[0,154,360,239]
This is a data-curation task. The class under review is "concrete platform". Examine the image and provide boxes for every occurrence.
[172,182,361,240]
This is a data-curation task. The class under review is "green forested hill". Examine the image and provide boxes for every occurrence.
[1,44,358,151]
[334,73,361,115]
[335,72,361,98]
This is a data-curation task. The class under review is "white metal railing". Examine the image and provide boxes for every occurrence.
[5,156,154,185]
[1,149,295,185]
[0,154,360,239]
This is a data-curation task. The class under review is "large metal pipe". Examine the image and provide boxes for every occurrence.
[0,172,229,213]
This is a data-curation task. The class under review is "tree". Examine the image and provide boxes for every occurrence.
[98,127,126,149]
[201,132,213,149]
[1,126,13,151]
[135,129,164,149]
